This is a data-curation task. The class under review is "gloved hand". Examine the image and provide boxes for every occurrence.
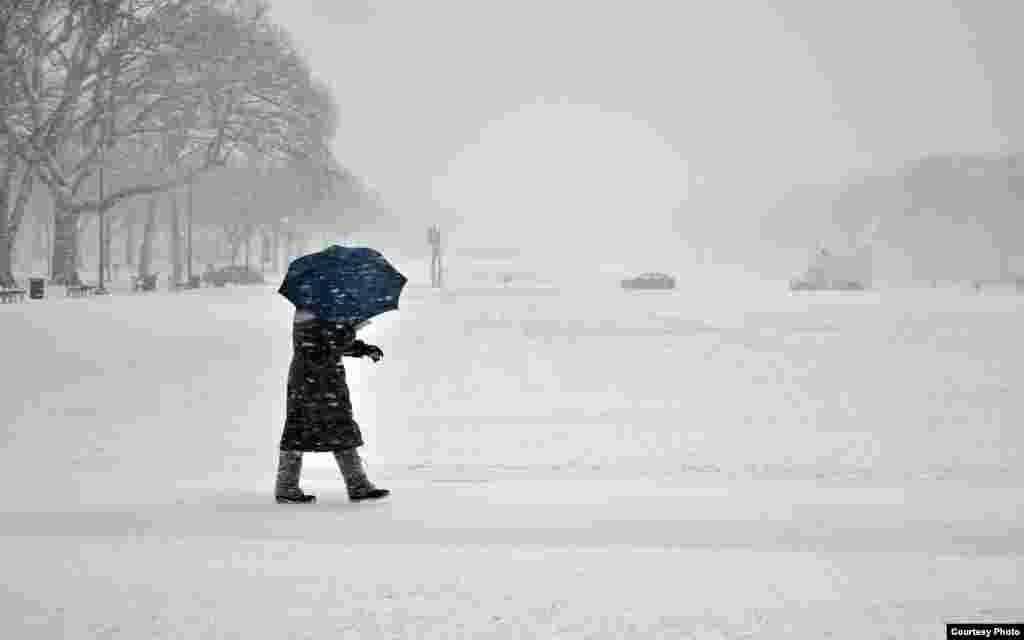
[362,344,384,362]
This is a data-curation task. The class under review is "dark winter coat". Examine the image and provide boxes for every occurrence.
[279,319,376,452]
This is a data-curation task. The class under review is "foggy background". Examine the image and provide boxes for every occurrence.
[268,0,1024,279]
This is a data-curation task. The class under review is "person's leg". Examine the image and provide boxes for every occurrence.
[275,450,316,503]
[333,447,390,501]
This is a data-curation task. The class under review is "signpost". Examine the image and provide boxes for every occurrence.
[428,224,443,288]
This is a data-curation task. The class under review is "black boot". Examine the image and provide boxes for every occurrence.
[334,448,390,501]
[275,450,316,504]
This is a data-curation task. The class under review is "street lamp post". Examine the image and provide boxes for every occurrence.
[96,165,109,295]
[186,179,193,283]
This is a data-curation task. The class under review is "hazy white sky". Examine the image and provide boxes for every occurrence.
[266,0,1021,255]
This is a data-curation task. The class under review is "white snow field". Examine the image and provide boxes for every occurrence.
[1,277,1022,638]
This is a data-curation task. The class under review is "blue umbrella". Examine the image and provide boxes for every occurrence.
[278,245,408,323]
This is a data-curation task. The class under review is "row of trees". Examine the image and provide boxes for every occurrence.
[1,0,354,287]
[762,152,1024,282]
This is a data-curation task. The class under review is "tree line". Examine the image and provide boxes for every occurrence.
[763,152,1024,274]
[1,0,356,287]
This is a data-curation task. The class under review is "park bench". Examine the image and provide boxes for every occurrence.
[0,284,27,303]
[970,278,1024,292]
[203,271,228,287]
[66,283,95,298]
[171,276,202,291]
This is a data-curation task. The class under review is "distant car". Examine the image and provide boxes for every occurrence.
[621,272,676,290]
[789,277,866,291]
[833,280,866,291]
[204,265,266,286]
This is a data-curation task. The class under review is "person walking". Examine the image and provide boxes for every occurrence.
[274,244,406,504]
[274,308,390,504]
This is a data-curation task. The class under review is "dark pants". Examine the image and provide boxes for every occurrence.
[275,447,372,496]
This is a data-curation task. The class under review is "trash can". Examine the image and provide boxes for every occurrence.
[189,275,201,289]
[29,277,45,300]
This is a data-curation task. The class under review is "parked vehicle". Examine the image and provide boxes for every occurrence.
[790,278,864,290]
[789,274,866,291]
[790,248,870,291]
[621,272,676,290]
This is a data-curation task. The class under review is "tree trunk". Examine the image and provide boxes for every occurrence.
[0,153,35,286]
[41,206,52,279]
[0,144,16,287]
[124,215,136,267]
[229,229,240,266]
[0,184,11,289]
[7,227,21,279]
[18,215,33,275]
[0,228,12,288]
[35,207,47,257]
[138,194,158,278]
[50,204,80,285]
[75,216,87,271]
[104,212,114,282]
[169,188,182,285]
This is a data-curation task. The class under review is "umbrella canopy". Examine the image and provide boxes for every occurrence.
[278,245,408,323]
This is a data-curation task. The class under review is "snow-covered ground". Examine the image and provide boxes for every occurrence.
[1,277,1022,638]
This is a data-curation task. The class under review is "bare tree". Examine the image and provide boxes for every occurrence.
[0,0,42,286]
[5,0,344,284]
